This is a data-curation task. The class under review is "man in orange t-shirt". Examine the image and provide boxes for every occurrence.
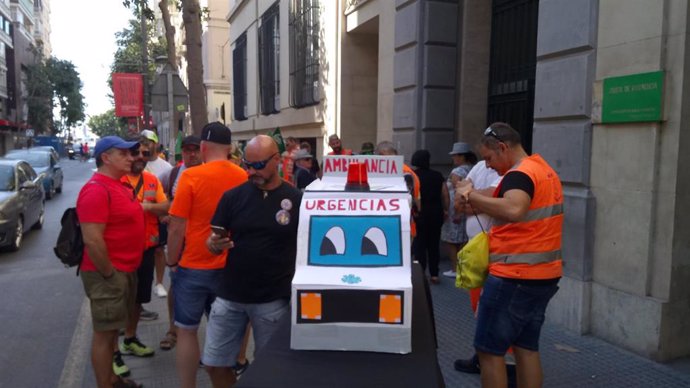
[166,122,248,388]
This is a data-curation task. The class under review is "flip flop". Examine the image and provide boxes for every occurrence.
[159,331,177,350]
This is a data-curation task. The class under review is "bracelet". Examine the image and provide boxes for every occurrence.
[166,262,178,268]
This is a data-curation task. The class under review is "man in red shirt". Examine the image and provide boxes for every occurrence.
[327,134,353,155]
[77,136,145,388]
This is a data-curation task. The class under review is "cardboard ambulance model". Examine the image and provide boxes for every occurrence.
[291,155,412,354]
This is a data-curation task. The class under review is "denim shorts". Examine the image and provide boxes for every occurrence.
[474,274,559,355]
[202,297,289,367]
[172,267,222,329]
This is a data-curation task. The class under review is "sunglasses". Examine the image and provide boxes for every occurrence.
[484,127,502,142]
[243,152,278,170]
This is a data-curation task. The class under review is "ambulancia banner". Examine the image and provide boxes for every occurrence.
[113,73,144,117]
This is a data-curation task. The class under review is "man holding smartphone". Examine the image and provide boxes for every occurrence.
[203,135,302,388]
[166,122,248,388]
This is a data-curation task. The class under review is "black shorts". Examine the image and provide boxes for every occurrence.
[158,223,168,246]
[135,247,156,304]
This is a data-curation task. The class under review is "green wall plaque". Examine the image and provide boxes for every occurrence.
[602,70,664,123]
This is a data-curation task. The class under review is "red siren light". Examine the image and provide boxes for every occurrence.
[345,162,370,192]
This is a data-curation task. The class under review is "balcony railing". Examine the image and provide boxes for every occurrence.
[0,0,10,18]
[344,0,370,16]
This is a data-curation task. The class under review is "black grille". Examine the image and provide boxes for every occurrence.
[289,0,320,108]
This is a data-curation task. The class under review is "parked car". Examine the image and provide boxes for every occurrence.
[3,150,63,199]
[29,146,60,161]
[0,159,45,251]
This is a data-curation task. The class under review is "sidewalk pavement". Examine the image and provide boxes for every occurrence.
[76,261,690,388]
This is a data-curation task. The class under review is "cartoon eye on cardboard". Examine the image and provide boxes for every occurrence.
[309,215,402,267]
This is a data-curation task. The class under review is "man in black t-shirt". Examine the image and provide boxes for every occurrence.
[202,135,302,387]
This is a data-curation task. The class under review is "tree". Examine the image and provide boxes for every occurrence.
[26,48,85,134]
[125,0,208,136]
[25,61,53,132]
[88,109,128,138]
[181,0,208,135]
[107,5,166,135]
[158,0,177,69]
[50,58,86,131]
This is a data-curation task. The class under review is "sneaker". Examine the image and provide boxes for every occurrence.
[139,308,159,321]
[233,360,250,376]
[120,337,155,357]
[154,283,168,298]
[442,270,457,278]
[454,354,480,374]
[113,352,130,377]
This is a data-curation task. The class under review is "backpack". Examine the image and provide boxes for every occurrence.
[53,207,84,274]
[53,181,110,275]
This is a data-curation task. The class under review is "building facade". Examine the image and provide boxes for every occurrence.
[225,0,690,362]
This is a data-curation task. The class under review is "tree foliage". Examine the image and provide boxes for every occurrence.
[26,49,85,134]
[109,14,166,92]
[88,108,128,138]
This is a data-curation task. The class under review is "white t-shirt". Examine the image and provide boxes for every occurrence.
[145,157,173,185]
[465,161,502,238]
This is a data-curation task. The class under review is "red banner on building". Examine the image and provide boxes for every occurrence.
[113,73,144,117]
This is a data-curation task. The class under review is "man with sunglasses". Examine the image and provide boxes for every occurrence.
[76,136,145,388]
[203,135,302,388]
[166,122,247,388]
[456,122,563,388]
[112,142,170,377]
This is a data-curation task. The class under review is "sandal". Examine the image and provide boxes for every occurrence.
[159,330,177,350]
[113,376,143,388]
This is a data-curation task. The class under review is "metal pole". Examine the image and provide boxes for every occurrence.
[140,0,150,130]
[167,69,176,164]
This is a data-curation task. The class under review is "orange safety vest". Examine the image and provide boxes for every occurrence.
[488,154,563,280]
[122,171,161,248]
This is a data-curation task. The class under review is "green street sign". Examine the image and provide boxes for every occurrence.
[602,70,664,123]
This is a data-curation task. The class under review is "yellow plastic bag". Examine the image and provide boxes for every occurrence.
[455,231,489,289]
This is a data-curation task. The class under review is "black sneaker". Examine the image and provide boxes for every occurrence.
[454,354,480,374]
[139,308,159,321]
[233,360,250,376]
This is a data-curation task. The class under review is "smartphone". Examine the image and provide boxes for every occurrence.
[210,225,230,238]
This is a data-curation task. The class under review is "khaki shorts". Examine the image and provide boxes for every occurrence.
[81,270,137,332]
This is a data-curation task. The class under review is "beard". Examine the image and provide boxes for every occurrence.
[131,159,147,174]
[249,175,267,187]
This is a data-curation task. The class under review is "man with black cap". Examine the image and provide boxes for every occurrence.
[158,134,202,352]
[77,136,145,388]
[166,122,247,388]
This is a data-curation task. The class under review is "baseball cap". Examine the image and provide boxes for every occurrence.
[292,149,313,161]
[181,135,201,147]
[140,129,159,143]
[94,136,140,159]
[201,122,232,145]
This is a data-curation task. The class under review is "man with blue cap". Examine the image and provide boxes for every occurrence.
[76,136,146,388]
